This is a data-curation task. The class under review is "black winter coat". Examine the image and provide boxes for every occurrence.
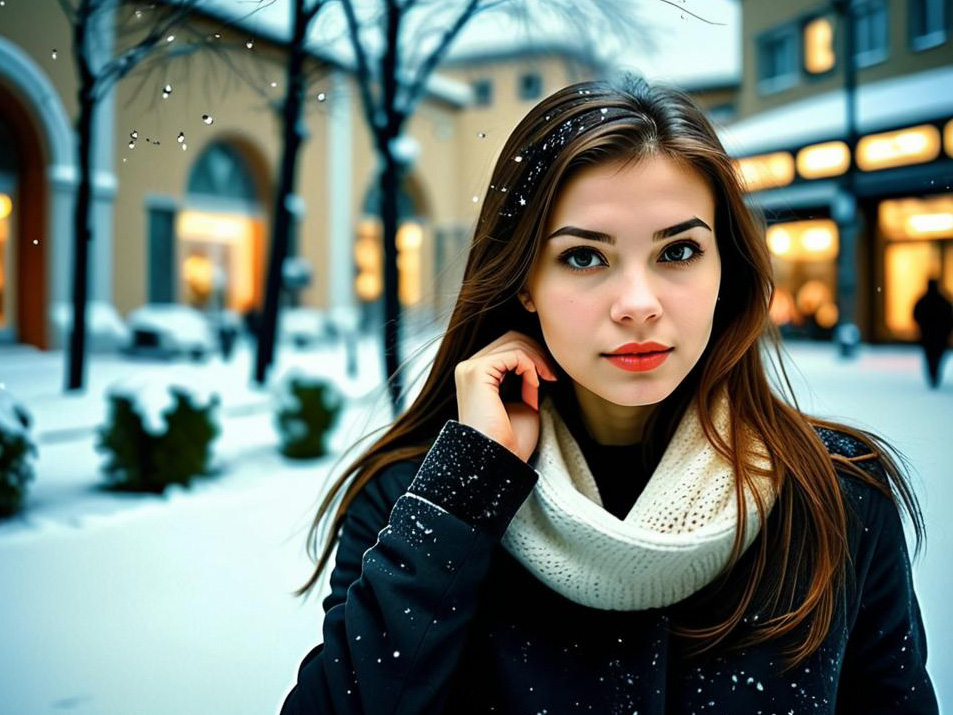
[280,420,938,715]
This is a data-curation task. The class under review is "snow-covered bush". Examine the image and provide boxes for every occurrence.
[0,391,37,517]
[97,376,220,493]
[275,372,343,459]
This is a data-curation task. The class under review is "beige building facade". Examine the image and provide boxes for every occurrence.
[0,1,737,351]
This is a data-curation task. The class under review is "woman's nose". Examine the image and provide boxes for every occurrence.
[608,272,663,324]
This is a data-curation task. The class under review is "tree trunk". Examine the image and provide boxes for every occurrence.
[66,18,96,392]
[378,0,404,417]
[254,1,310,385]
[379,151,403,415]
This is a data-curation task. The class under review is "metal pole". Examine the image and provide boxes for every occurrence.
[832,0,861,358]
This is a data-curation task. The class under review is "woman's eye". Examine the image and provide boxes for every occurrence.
[560,248,606,270]
[660,242,702,263]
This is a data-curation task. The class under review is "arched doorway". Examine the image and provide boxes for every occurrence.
[356,172,432,329]
[0,66,52,347]
[174,141,267,313]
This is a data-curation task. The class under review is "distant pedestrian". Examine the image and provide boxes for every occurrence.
[912,278,953,389]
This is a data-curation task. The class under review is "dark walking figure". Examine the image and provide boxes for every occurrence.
[912,279,953,389]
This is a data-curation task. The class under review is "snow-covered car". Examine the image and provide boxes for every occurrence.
[123,304,216,360]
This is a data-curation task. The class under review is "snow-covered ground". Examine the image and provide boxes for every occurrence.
[0,334,950,714]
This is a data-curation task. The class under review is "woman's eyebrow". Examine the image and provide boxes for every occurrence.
[546,217,712,244]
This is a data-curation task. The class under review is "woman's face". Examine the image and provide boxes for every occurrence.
[521,154,721,419]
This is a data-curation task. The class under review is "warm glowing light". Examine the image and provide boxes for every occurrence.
[353,219,425,306]
[356,272,382,300]
[176,209,260,310]
[796,141,850,179]
[804,17,835,74]
[735,152,795,192]
[182,254,215,299]
[354,235,382,300]
[796,279,832,315]
[815,302,839,328]
[767,228,792,256]
[802,228,833,252]
[879,194,953,240]
[885,242,939,336]
[0,194,11,221]
[396,223,423,251]
[857,124,941,171]
[397,222,423,306]
[907,212,953,233]
[945,119,953,158]
[177,210,249,243]
[767,220,838,260]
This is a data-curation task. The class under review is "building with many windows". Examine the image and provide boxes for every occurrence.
[723,0,953,342]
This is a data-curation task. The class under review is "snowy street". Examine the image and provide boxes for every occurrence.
[0,336,950,715]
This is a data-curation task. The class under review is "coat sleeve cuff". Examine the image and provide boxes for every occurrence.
[407,419,538,539]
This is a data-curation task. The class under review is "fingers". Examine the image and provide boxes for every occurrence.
[477,332,558,382]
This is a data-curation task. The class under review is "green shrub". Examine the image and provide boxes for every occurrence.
[0,394,37,517]
[97,387,219,493]
[275,375,343,459]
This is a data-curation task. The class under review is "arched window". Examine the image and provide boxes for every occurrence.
[187,143,258,205]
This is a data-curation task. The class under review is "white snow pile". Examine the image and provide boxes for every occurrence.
[279,307,330,345]
[51,301,130,352]
[106,371,220,437]
[126,304,215,353]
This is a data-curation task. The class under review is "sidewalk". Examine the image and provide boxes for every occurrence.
[0,336,949,715]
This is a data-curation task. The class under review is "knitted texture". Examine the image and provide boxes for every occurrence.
[501,389,777,611]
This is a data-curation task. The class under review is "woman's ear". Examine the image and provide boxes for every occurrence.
[519,291,537,313]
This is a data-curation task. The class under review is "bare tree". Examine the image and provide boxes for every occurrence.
[253,0,333,386]
[57,0,211,391]
[335,0,656,416]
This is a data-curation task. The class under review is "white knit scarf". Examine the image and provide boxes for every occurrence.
[501,389,777,611]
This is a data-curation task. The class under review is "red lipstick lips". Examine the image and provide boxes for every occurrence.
[602,342,674,372]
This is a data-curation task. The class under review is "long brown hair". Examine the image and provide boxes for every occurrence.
[295,74,925,670]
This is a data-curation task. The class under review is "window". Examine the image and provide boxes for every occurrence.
[758,26,799,94]
[518,72,542,100]
[853,0,889,67]
[472,78,493,107]
[910,0,948,50]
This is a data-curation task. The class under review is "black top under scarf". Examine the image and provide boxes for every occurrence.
[548,381,650,520]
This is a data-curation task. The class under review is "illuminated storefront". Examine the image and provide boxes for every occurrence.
[733,114,953,342]
[175,209,263,311]
[357,174,430,327]
[878,194,953,340]
[767,219,840,337]
[174,143,265,312]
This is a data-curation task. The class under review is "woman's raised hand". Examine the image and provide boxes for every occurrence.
[454,331,559,462]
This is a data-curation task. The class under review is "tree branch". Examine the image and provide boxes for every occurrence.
[401,0,480,115]
[340,0,382,130]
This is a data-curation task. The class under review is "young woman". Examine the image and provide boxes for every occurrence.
[280,76,938,714]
